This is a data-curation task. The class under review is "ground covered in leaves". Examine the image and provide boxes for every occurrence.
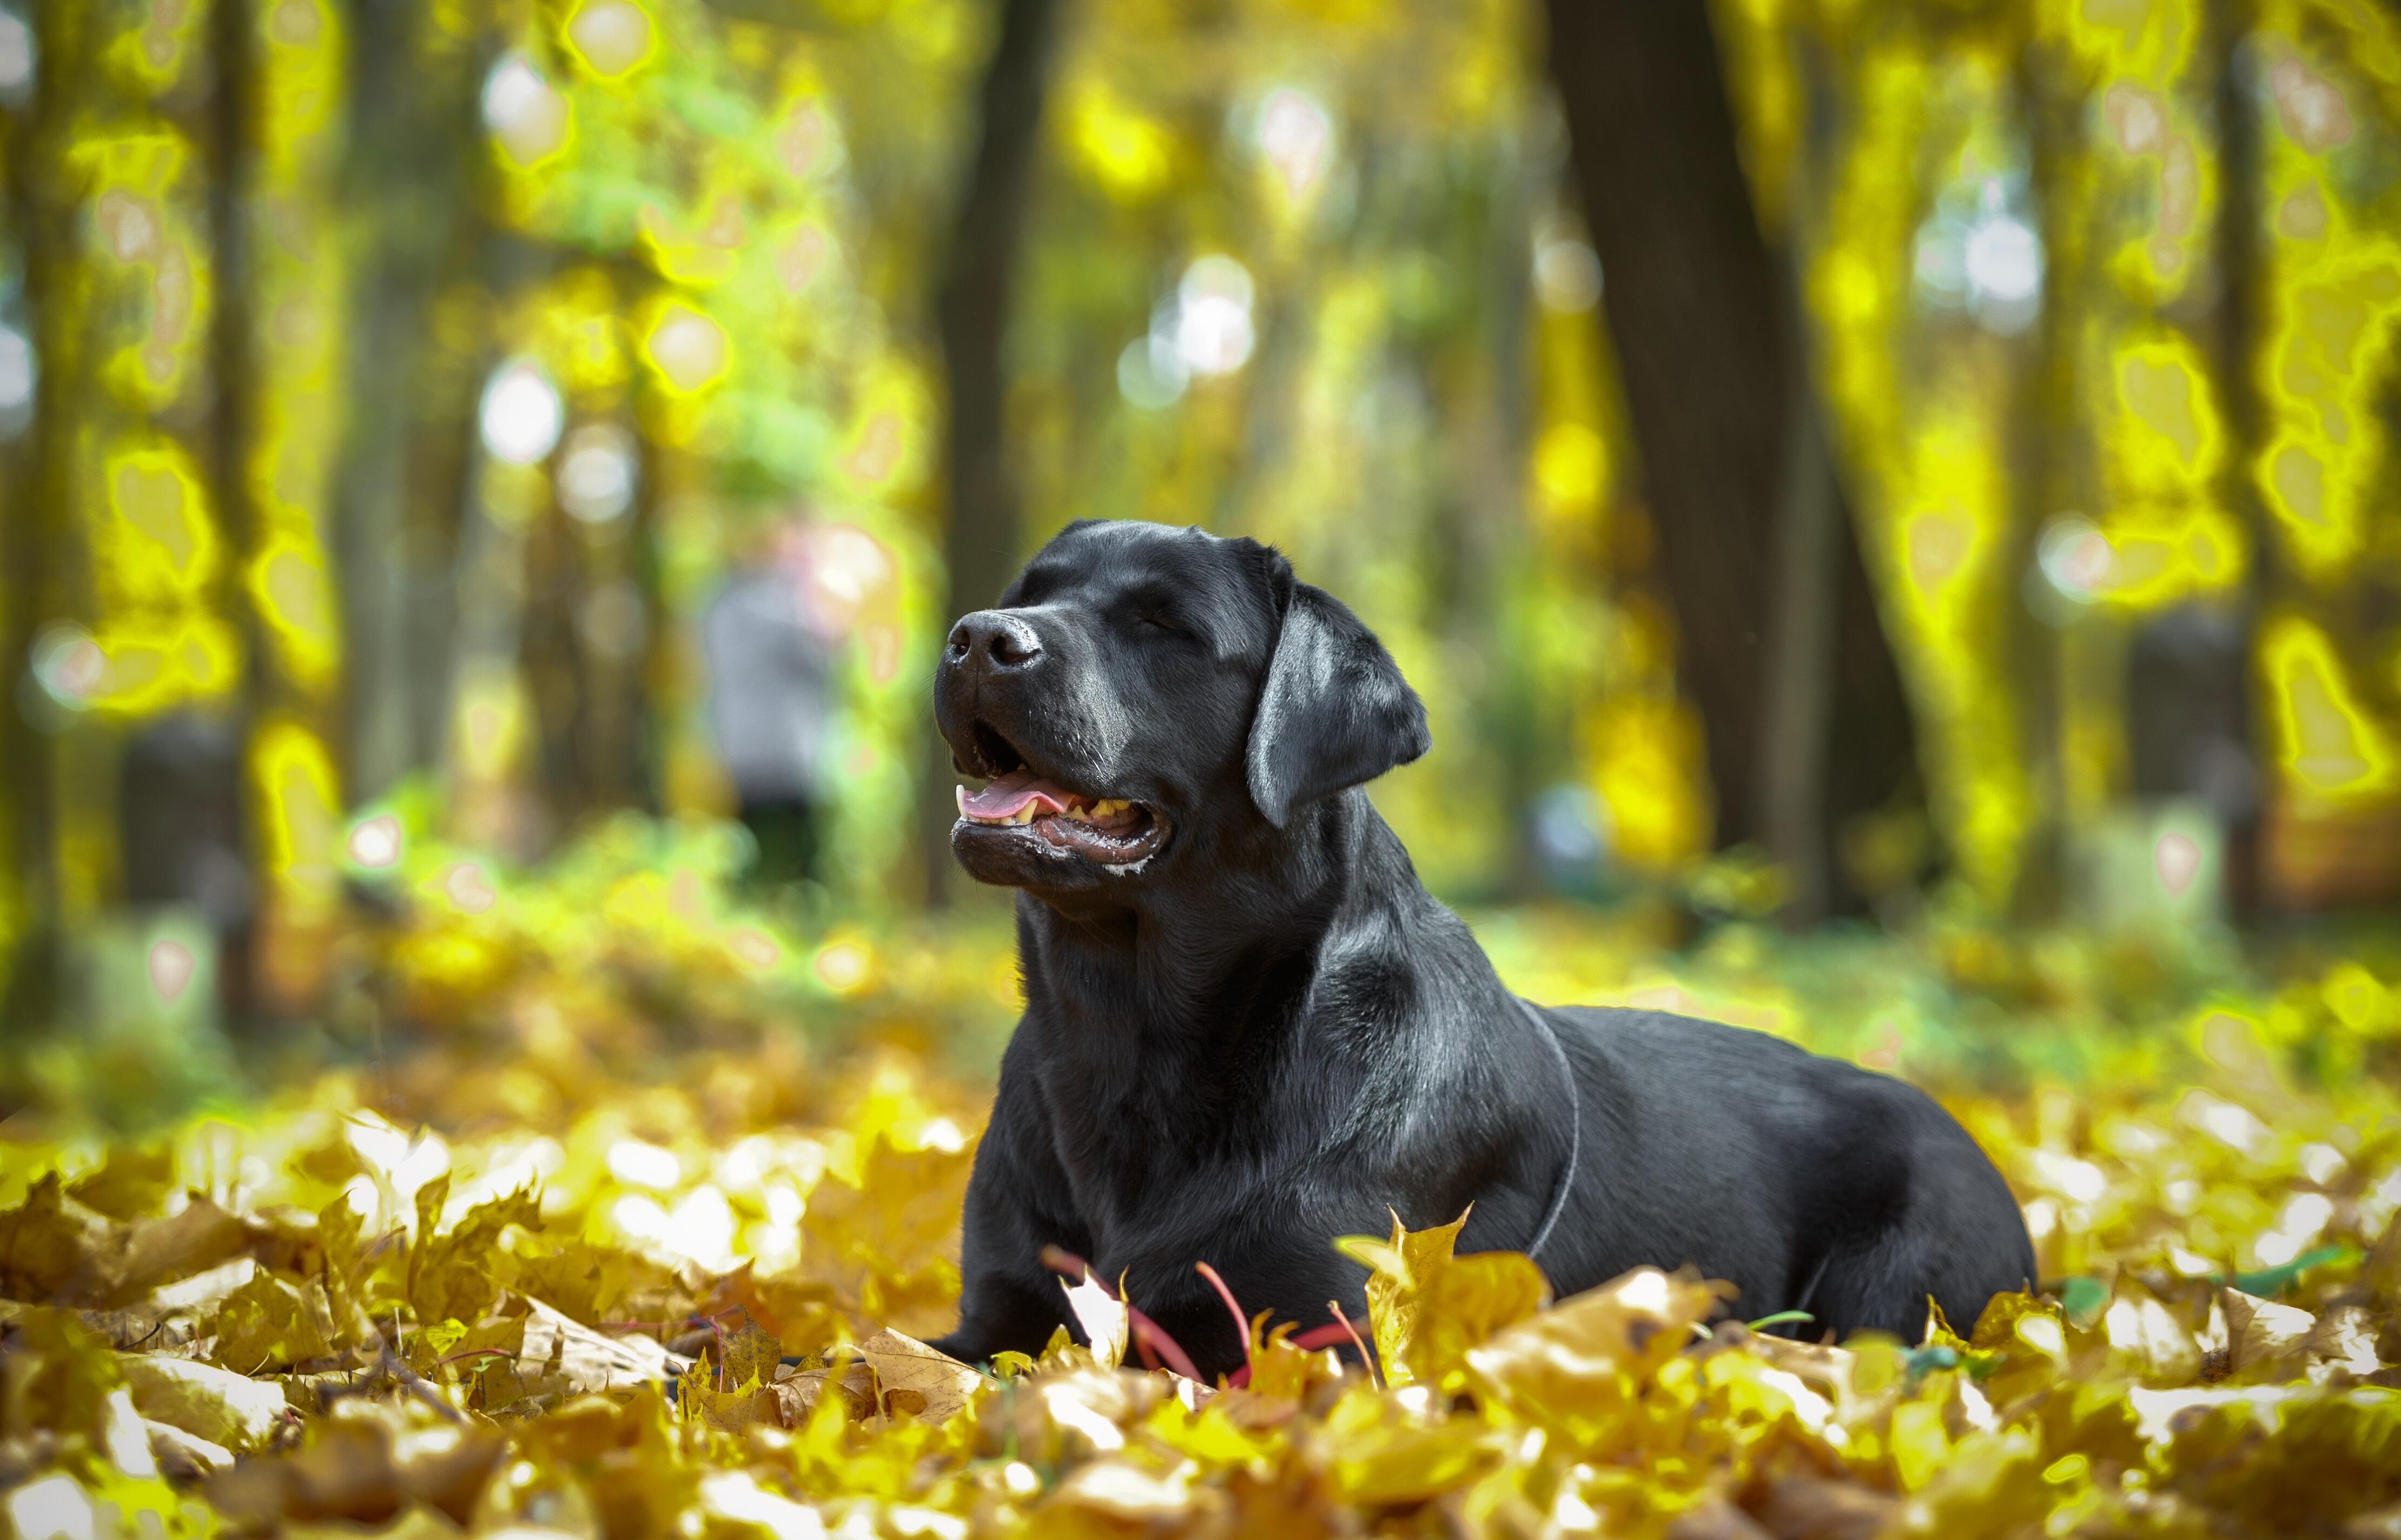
[5,825,2401,1538]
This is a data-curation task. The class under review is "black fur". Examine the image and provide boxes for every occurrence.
[929,519,2033,1378]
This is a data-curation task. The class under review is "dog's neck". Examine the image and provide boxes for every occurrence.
[1004,787,1563,1256]
[1012,787,1505,1068]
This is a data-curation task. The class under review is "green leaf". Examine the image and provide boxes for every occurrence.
[2056,1276,2109,1326]
[1747,1310,1815,1331]
[2230,1243,2357,1298]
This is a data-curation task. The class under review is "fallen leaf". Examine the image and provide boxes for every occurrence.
[1744,1475,1900,1540]
[517,1296,690,1395]
[118,1351,293,1451]
[113,1197,248,1303]
[143,1416,234,1481]
[0,1176,114,1303]
[65,1146,177,1224]
[860,1328,981,1423]
[1464,1266,1727,1446]
[2221,1285,2317,1373]
[1336,1211,1549,1391]
[1061,1271,1129,1370]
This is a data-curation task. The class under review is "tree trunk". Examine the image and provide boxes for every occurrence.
[0,1,76,1035]
[1543,0,1779,851]
[926,0,1061,902]
[206,0,264,1028]
[2201,0,2267,915]
[1758,317,1839,918]
[1541,0,1922,906]
[331,0,483,803]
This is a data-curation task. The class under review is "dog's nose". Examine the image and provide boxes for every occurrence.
[945,611,1044,672]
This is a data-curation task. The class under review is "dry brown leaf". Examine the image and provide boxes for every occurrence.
[113,1197,249,1304]
[2303,1303,2383,1376]
[118,1351,293,1451]
[2221,1286,2316,1373]
[859,1328,981,1423]
[716,1319,783,1389]
[147,1256,260,1314]
[143,1416,234,1481]
[75,1306,201,1353]
[766,1359,877,1427]
[211,1271,343,1372]
[517,1296,691,1396]
[1744,1476,1900,1540]
[1666,1498,1775,1540]
[0,1176,115,1303]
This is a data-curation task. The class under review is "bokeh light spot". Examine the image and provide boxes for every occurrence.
[643,303,730,396]
[479,359,565,465]
[30,624,104,710]
[146,939,195,1004]
[813,936,875,995]
[566,0,656,79]
[346,813,403,871]
[557,422,638,522]
[1174,255,1255,377]
[482,52,570,166]
[2153,832,2200,897]
[1255,87,1334,202]
[444,860,498,914]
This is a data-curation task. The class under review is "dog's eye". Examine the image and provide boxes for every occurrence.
[1138,615,1184,636]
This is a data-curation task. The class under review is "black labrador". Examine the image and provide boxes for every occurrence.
[928,519,2032,1378]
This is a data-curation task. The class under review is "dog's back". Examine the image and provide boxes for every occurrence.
[1539,1005,2036,1338]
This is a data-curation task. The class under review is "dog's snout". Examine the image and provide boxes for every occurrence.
[946,611,1044,673]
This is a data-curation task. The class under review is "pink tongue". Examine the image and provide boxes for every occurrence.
[957,769,1072,819]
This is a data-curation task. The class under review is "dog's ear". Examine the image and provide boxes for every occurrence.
[1245,579,1431,827]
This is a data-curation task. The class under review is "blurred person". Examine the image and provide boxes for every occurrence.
[702,521,839,887]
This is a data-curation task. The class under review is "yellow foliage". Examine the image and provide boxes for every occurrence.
[1584,693,1712,873]
[7,855,2401,1536]
[1335,1210,1547,1392]
[2260,615,2397,804]
[1061,76,1178,203]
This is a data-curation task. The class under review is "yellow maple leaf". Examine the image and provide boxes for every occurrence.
[1335,1211,1549,1391]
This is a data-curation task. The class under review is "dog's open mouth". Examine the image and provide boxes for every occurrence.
[955,768,1169,873]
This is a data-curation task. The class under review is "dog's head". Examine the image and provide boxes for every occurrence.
[934,520,1429,898]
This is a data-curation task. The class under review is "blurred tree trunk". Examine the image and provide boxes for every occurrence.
[205,0,262,1025]
[330,0,482,804]
[1542,0,1920,913]
[926,0,1060,903]
[0,3,75,1034]
[2006,56,2070,923]
[1467,141,1543,900]
[2201,0,2267,915]
[1757,306,1839,918]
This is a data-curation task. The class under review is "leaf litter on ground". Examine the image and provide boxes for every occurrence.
[4,827,2401,1537]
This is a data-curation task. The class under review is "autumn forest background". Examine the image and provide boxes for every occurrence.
[4,0,2401,1535]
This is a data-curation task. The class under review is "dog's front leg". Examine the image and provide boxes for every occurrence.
[928,1110,1083,1367]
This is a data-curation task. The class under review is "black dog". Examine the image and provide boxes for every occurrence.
[929,520,2032,1378]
